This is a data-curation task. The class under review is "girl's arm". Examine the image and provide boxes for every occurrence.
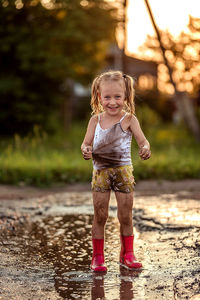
[81,115,98,160]
[129,115,151,160]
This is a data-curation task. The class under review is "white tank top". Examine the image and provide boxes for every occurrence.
[92,113,132,170]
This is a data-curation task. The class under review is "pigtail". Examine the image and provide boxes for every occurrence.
[90,76,102,115]
[123,74,135,115]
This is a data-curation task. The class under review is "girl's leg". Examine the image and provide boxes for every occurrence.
[91,191,110,272]
[115,191,133,236]
[115,191,142,269]
[92,191,111,239]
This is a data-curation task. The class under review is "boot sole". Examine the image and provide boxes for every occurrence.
[119,262,143,270]
[91,266,107,273]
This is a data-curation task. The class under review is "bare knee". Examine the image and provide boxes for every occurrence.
[93,192,110,226]
[118,210,133,227]
[116,192,133,227]
[117,199,133,226]
[94,204,108,225]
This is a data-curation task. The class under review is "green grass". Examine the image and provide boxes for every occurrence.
[132,124,200,180]
[0,122,200,186]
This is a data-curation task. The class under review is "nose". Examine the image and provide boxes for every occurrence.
[110,97,116,105]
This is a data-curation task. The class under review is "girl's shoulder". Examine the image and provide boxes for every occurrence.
[88,114,99,127]
[91,114,99,122]
[126,113,138,122]
[120,113,133,131]
[123,113,139,131]
[124,113,137,123]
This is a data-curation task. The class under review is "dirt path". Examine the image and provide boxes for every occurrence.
[0,180,200,300]
[1,179,200,199]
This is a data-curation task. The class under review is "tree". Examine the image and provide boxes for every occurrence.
[140,11,200,140]
[0,0,117,135]
[140,16,200,95]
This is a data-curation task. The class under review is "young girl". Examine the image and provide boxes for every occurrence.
[81,70,151,272]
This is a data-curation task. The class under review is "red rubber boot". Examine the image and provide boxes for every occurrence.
[91,239,107,272]
[120,235,143,269]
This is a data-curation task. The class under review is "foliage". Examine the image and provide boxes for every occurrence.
[0,121,200,186]
[136,104,162,133]
[0,0,117,135]
[140,16,200,96]
[135,88,174,122]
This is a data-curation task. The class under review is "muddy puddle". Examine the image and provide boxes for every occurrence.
[0,188,200,300]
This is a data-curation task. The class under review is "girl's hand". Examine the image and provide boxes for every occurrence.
[82,145,93,160]
[139,145,151,160]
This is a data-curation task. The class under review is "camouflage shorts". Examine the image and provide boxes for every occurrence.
[91,165,135,193]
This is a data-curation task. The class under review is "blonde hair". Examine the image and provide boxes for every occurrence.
[90,70,135,115]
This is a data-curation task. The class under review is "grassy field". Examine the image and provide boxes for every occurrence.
[0,122,200,186]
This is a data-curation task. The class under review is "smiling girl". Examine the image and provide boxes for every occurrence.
[81,70,151,272]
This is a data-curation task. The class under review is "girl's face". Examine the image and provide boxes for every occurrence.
[99,79,126,117]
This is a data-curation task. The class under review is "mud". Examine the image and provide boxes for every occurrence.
[0,180,200,300]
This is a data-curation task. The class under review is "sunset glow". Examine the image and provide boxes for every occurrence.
[127,0,200,55]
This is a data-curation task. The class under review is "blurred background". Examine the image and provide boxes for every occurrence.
[0,0,200,186]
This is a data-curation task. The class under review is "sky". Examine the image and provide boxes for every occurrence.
[127,0,200,55]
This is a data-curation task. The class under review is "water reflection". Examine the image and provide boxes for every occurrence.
[91,274,105,300]
[91,267,142,300]
[119,266,142,300]
[2,209,199,299]
[19,213,141,299]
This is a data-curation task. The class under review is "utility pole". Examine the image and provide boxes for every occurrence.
[144,0,200,140]
[122,0,127,72]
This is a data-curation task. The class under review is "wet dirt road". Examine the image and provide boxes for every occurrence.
[0,180,200,300]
